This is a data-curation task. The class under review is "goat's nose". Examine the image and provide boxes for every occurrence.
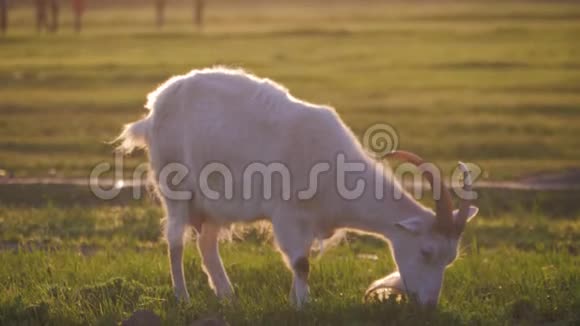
[408,292,437,307]
[419,298,438,309]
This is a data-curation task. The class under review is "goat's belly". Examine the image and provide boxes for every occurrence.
[314,223,338,240]
[195,197,270,224]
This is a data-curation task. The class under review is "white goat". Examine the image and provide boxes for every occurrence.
[116,67,479,307]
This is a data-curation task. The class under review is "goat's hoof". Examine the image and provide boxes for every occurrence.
[174,292,191,304]
[290,297,310,310]
[217,293,237,305]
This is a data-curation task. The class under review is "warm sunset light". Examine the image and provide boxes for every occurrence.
[0,1,579,325]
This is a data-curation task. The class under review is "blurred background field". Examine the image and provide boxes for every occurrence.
[1,0,580,325]
[1,0,579,179]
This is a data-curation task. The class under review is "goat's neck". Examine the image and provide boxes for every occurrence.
[337,165,431,237]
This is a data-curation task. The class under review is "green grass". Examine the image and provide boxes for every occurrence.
[1,1,580,325]
[1,1,580,178]
[0,195,579,325]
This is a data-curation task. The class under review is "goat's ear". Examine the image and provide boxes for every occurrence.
[395,217,426,234]
[453,206,479,223]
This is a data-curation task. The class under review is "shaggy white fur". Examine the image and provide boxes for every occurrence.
[116,67,478,307]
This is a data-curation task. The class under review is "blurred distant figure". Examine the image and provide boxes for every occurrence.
[72,0,85,32]
[155,0,166,28]
[0,0,7,34]
[193,0,204,29]
[35,0,59,33]
[49,0,59,32]
[35,0,47,32]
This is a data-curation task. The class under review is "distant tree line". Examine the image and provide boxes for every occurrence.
[0,0,205,34]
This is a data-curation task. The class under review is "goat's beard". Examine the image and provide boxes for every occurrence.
[364,271,406,302]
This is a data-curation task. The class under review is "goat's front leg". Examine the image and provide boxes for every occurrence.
[197,222,234,299]
[165,200,190,302]
[272,218,314,308]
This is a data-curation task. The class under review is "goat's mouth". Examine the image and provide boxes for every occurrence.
[364,271,406,302]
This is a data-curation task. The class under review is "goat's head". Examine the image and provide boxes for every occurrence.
[372,151,479,307]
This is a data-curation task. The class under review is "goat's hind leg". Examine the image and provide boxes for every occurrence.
[197,222,234,299]
[164,199,191,302]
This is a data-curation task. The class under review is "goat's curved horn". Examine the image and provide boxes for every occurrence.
[384,150,455,235]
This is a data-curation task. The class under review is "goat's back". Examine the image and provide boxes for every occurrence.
[139,68,371,222]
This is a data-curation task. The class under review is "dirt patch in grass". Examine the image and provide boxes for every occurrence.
[519,168,580,187]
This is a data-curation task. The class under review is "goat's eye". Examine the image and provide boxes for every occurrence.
[420,248,432,261]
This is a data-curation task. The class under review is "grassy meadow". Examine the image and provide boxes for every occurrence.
[1,194,579,325]
[1,1,580,325]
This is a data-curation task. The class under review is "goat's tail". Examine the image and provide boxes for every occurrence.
[114,116,151,154]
